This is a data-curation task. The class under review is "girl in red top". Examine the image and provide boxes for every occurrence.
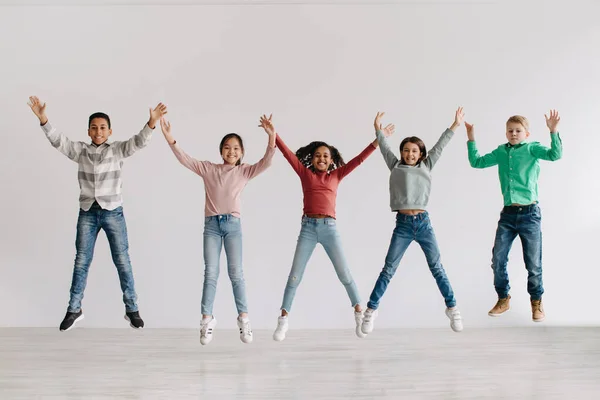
[259,114,381,341]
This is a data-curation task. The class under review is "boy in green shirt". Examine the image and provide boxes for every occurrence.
[466,110,562,322]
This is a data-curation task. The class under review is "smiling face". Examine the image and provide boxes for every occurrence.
[221,137,243,165]
[311,145,333,172]
[505,121,530,145]
[401,142,423,166]
[88,117,112,145]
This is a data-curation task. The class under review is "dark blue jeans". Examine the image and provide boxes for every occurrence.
[68,202,138,313]
[367,212,456,310]
[491,203,543,301]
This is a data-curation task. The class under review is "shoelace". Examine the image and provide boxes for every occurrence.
[200,320,211,336]
[532,302,542,312]
[240,321,252,335]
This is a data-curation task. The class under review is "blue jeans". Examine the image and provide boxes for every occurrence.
[491,203,543,301]
[281,216,361,312]
[367,212,456,310]
[202,214,247,316]
[68,202,138,313]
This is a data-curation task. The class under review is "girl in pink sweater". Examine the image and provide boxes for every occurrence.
[259,114,380,341]
[160,116,275,345]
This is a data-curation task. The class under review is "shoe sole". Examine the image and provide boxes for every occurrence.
[124,315,144,329]
[488,307,510,317]
[60,314,84,332]
[533,317,545,323]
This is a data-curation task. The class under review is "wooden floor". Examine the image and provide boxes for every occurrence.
[1,327,599,399]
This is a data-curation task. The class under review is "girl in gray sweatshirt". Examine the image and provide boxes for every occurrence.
[360,108,465,335]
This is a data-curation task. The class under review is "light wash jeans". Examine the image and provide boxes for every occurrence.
[281,216,361,312]
[202,214,247,315]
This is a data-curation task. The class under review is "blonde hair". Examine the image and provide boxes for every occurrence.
[506,115,530,131]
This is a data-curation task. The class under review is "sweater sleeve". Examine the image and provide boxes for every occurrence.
[169,142,211,177]
[275,134,306,177]
[423,128,454,170]
[241,144,276,179]
[376,130,399,170]
[334,142,377,180]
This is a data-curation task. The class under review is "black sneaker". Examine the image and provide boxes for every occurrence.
[125,311,144,329]
[59,310,84,331]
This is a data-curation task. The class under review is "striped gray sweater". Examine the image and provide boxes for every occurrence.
[41,122,153,211]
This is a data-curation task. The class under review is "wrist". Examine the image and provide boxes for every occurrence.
[39,116,48,125]
[148,119,156,129]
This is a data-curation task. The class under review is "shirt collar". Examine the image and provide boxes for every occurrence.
[506,141,527,149]
[90,141,111,147]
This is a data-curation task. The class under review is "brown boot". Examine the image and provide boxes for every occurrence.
[488,295,511,316]
[531,299,545,322]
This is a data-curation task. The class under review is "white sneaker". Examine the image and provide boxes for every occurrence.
[361,308,378,334]
[273,316,289,342]
[445,307,463,332]
[354,311,367,338]
[200,316,217,345]
[237,317,253,344]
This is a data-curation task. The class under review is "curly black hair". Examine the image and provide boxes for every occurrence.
[295,141,346,172]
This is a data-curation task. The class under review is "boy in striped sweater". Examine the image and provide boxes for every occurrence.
[28,96,167,331]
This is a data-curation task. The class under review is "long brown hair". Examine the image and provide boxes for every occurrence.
[399,137,427,165]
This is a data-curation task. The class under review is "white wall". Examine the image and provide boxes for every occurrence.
[1,1,599,329]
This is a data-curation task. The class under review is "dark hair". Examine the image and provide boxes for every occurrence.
[295,141,345,172]
[399,136,427,165]
[219,133,245,166]
[88,112,111,129]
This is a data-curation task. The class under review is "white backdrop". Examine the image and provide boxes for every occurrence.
[1,0,598,329]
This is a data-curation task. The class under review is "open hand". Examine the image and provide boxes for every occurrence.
[465,121,475,141]
[148,103,168,129]
[28,96,48,124]
[382,123,395,137]
[259,114,276,136]
[545,109,560,133]
[374,111,386,132]
[450,107,464,131]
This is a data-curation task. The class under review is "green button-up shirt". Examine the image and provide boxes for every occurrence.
[467,133,562,206]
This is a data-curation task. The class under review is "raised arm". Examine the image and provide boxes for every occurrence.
[465,122,499,169]
[335,141,377,180]
[29,96,83,162]
[239,114,278,179]
[374,111,398,170]
[530,110,563,161]
[424,107,464,169]
[271,116,306,178]
[112,103,167,159]
[160,117,210,177]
